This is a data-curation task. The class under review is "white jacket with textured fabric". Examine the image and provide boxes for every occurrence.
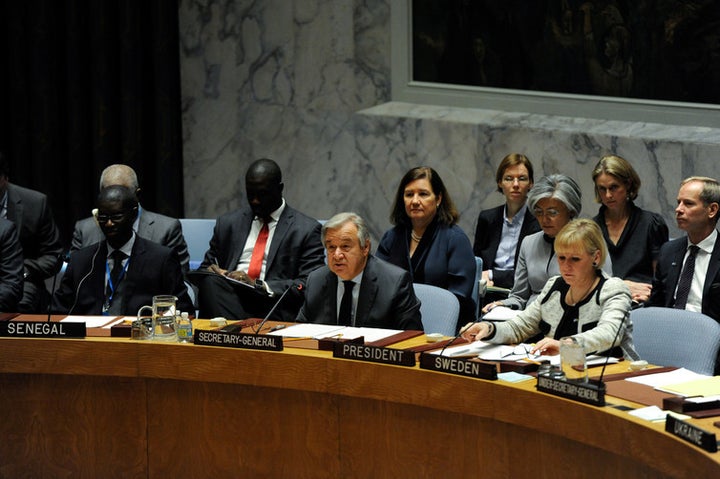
[490,272,637,359]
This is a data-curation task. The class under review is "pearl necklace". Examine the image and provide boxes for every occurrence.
[411,231,422,242]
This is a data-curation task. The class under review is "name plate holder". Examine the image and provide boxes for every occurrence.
[333,342,415,367]
[419,353,497,380]
[0,321,86,339]
[536,375,606,407]
[666,414,718,453]
[193,329,283,351]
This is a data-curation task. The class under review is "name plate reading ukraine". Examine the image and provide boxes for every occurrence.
[194,330,283,351]
[665,413,718,453]
[419,353,497,380]
[333,343,415,367]
[0,321,86,338]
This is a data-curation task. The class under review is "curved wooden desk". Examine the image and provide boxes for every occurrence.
[0,335,718,478]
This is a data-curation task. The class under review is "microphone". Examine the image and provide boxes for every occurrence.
[439,318,481,357]
[252,283,302,334]
[47,252,69,322]
[597,309,630,384]
[68,242,103,316]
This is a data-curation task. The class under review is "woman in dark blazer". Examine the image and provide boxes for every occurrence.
[376,166,476,327]
[591,155,668,304]
[473,153,540,290]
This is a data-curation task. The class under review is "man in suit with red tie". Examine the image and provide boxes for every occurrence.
[196,159,325,321]
[648,176,720,322]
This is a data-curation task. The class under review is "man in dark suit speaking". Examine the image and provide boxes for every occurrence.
[71,164,190,273]
[296,212,422,330]
[53,186,193,316]
[196,159,325,321]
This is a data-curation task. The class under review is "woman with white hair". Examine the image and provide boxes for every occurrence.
[483,174,612,313]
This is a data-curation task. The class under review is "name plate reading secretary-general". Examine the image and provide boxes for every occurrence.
[194,329,283,351]
[333,342,415,367]
[0,321,86,338]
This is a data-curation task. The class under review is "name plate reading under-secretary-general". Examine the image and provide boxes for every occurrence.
[193,329,283,351]
[333,342,415,367]
[665,413,718,453]
[0,321,86,338]
[419,353,497,380]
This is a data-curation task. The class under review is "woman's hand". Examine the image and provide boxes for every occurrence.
[481,300,502,314]
[481,270,494,287]
[624,280,651,303]
[459,322,491,343]
[530,337,561,356]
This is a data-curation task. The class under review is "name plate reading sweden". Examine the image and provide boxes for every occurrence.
[665,414,718,453]
[333,342,415,367]
[419,353,497,380]
[194,330,283,351]
[0,321,86,338]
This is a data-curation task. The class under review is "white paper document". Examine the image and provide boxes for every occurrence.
[60,316,118,328]
[267,324,403,343]
[481,306,520,321]
[624,368,709,388]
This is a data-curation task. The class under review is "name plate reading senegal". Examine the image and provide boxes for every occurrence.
[665,413,718,453]
[0,321,86,338]
[194,330,283,351]
[333,342,415,367]
[419,353,497,380]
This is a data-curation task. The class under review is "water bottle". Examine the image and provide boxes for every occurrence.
[176,311,193,343]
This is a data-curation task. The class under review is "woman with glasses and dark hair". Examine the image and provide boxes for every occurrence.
[376,166,477,327]
[591,155,668,304]
[483,174,612,313]
[473,154,540,291]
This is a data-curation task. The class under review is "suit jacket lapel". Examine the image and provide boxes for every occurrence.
[266,207,293,272]
[137,208,154,238]
[703,238,720,301]
[324,272,338,324]
[5,185,22,229]
[355,258,378,326]
[228,210,253,269]
[667,238,689,300]
[120,239,145,312]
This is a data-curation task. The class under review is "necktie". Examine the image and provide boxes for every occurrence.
[247,221,269,280]
[339,280,354,326]
[106,250,127,310]
[674,245,699,309]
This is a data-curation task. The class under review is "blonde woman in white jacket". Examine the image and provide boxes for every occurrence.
[461,219,637,359]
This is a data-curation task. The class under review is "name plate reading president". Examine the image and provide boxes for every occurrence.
[419,353,497,380]
[333,342,415,367]
[0,321,86,338]
[665,413,718,453]
[194,330,283,352]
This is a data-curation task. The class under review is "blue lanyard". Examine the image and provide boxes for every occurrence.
[105,256,130,305]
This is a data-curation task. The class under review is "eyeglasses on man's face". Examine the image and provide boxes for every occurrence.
[97,212,130,224]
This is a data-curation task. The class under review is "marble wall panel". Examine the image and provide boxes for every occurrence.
[179,0,720,251]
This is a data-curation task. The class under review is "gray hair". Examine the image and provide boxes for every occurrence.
[99,164,139,191]
[527,174,582,218]
[322,212,370,246]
